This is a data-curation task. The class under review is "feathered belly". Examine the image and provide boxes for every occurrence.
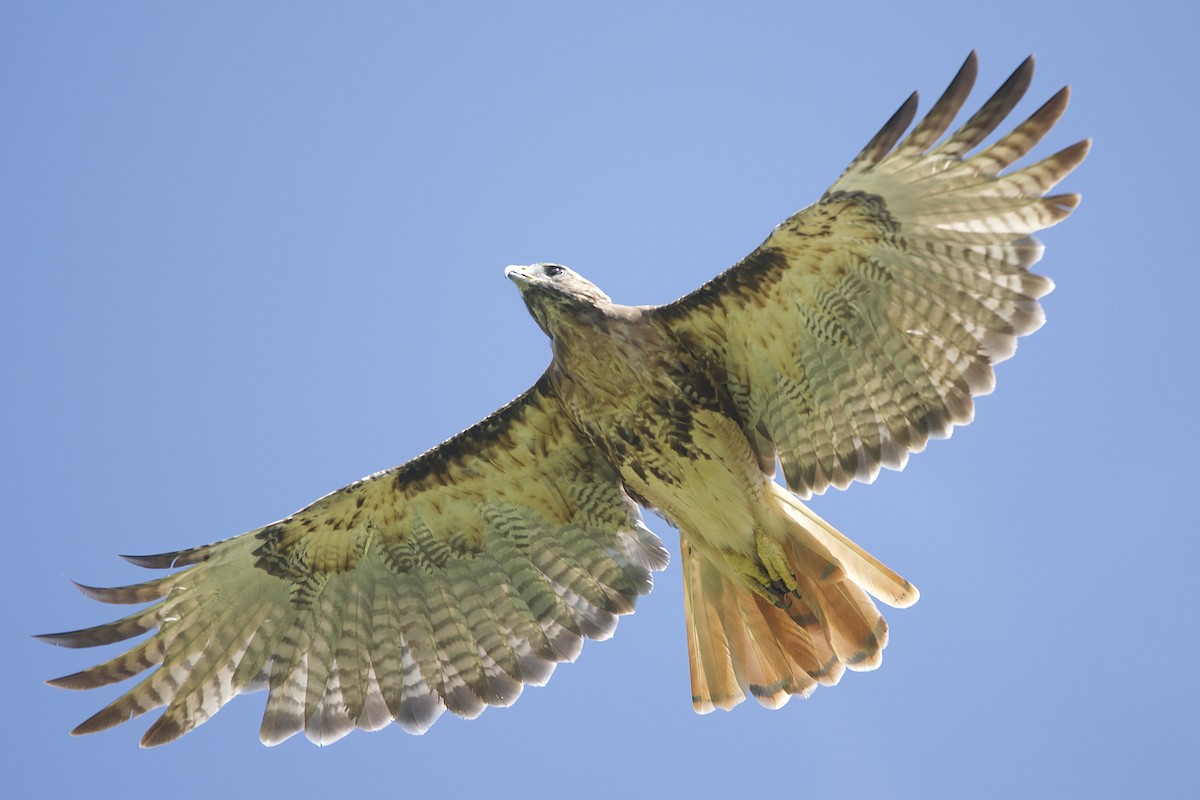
[552,326,768,556]
[600,401,769,558]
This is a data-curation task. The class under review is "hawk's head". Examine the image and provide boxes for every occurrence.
[505,263,613,339]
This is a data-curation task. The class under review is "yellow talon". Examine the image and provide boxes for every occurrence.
[721,534,799,607]
[721,551,780,604]
[755,532,797,594]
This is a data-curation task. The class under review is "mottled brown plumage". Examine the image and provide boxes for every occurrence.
[41,52,1087,745]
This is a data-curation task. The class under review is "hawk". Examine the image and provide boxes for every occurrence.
[40,52,1088,747]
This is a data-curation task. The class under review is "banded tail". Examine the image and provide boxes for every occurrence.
[682,483,918,711]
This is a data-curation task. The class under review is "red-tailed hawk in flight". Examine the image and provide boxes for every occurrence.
[41,53,1088,747]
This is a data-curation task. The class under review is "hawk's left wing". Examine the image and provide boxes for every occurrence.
[655,53,1088,499]
[40,375,668,746]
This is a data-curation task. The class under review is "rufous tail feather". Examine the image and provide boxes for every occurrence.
[683,485,917,711]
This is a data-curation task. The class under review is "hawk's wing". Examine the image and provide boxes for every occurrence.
[655,52,1088,498]
[39,375,668,747]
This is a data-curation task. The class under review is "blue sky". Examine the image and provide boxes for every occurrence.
[4,2,1195,798]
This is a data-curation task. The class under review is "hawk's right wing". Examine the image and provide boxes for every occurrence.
[40,374,668,747]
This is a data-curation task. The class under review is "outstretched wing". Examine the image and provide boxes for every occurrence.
[656,52,1088,498]
[39,375,668,747]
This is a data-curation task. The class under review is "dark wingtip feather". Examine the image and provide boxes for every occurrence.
[70,703,134,737]
[938,54,1035,156]
[1042,85,1071,123]
[46,637,162,690]
[34,633,81,652]
[49,669,114,691]
[1043,192,1083,220]
[34,610,156,649]
[47,668,122,691]
[846,90,919,172]
[121,544,211,569]
[120,553,174,569]
[140,716,185,748]
[972,86,1075,176]
[897,51,979,154]
[1010,54,1036,92]
[71,575,174,605]
[1060,138,1092,170]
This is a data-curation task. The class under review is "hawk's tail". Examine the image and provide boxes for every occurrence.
[682,483,919,712]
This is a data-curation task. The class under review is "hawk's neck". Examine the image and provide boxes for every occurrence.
[546,302,660,391]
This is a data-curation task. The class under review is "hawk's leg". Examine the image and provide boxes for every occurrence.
[721,533,799,608]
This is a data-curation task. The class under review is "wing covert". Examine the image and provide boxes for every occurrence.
[655,52,1088,497]
[39,376,668,746]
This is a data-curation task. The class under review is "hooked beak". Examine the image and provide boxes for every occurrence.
[504,264,531,285]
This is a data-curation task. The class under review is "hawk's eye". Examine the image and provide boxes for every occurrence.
[543,265,564,278]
